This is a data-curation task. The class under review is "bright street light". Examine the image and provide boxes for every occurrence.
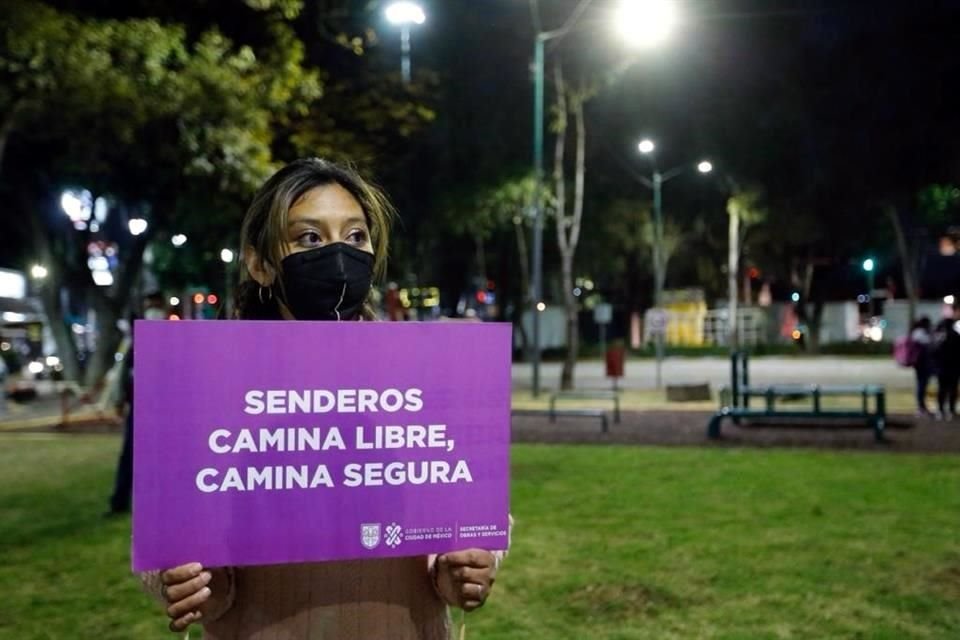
[220,248,235,263]
[171,234,188,247]
[862,258,875,272]
[385,1,425,84]
[128,218,148,236]
[385,1,425,25]
[638,139,656,154]
[697,160,713,174]
[169,296,180,307]
[614,0,679,48]
[30,264,48,279]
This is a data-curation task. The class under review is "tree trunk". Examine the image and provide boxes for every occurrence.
[0,101,24,173]
[552,64,587,391]
[84,294,123,389]
[82,228,150,389]
[885,203,918,323]
[473,233,486,282]
[24,189,82,381]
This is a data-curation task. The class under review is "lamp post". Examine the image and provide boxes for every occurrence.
[221,249,235,318]
[862,258,876,316]
[637,138,712,388]
[529,0,678,396]
[385,1,426,84]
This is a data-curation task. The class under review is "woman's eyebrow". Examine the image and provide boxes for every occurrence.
[287,216,367,227]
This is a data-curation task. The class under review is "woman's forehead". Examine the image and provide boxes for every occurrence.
[288,184,366,225]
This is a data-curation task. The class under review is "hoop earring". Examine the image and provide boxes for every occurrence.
[258,285,273,304]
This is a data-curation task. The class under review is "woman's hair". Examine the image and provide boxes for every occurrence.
[235,158,395,320]
[912,316,931,331]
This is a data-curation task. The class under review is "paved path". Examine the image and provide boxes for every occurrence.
[513,357,913,392]
[511,410,960,454]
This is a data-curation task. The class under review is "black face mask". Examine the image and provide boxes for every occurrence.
[279,243,374,321]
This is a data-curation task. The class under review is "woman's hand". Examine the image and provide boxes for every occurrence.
[435,549,498,611]
[159,563,227,632]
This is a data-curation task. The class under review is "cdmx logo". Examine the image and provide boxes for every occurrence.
[360,523,381,550]
[385,522,403,548]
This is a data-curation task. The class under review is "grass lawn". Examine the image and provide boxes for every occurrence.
[1,435,958,639]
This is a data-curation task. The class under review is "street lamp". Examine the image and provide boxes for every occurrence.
[385,1,426,84]
[221,248,236,317]
[862,257,876,316]
[529,1,676,396]
[614,0,679,48]
[128,218,148,236]
[171,234,188,247]
[30,264,48,280]
[637,138,712,388]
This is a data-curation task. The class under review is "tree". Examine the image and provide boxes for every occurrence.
[724,185,766,348]
[550,62,590,390]
[2,1,320,386]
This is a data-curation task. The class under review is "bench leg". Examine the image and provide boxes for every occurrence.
[874,391,887,442]
[707,414,725,439]
[873,417,887,443]
[601,414,609,434]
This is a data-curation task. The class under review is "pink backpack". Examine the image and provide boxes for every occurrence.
[893,335,919,367]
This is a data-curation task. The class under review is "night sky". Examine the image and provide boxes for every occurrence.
[3,0,960,304]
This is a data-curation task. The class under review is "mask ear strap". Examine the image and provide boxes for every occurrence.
[332,282,347,321]
[258,285,273,304]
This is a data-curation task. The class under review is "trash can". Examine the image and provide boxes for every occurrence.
[605,345,625,379]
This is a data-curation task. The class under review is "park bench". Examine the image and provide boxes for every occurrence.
[707,352,887,442]
[512,407,609,433]
[549,390,621,424]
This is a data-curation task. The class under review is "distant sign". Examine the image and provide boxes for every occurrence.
[0,269,26,300]
[648,308,668,336]
[593,303,613,325]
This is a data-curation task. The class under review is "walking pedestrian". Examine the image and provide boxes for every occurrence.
[908,317,934,417]
[106,291,166,516]
[932,305,960,420]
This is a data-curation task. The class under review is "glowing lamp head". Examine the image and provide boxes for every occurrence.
[386,1,425,25]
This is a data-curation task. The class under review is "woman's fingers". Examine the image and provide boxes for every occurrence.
[459,581,487,610]
[168,610,203,633]
[165,586,211,620]
[160,563,203,587]
[164,571,212,603]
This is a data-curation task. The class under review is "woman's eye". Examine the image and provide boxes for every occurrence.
[347,229,368,245]
[297,231,322,247]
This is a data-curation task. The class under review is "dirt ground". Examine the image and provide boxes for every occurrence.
[511,410,960,454]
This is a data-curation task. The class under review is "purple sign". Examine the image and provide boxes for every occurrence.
[132,320,511,571]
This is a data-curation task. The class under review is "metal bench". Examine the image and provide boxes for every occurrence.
[707,352,887,442]
[549,390,621,424]
[512,408,609,433]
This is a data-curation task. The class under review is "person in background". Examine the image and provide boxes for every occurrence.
[909,317,933,417]
[105,291,166,516]
[932,304,960,420]
[141,158,510,639]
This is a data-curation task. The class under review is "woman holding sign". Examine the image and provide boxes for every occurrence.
[142,158,508,638]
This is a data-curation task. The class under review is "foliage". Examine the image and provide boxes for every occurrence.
[1,1,322,383]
